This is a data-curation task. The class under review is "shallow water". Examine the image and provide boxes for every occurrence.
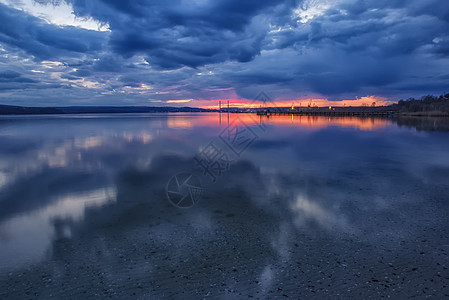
[0,113,448,298]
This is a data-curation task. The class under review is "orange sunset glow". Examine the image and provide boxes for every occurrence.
[194,95,392,109]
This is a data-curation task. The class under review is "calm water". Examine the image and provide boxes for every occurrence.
[0,113,448,298]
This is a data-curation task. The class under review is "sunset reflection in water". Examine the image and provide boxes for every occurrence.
[0,113,448,299]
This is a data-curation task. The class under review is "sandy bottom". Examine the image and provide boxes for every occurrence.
[1,168,449,300]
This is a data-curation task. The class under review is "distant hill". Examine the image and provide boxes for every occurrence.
[0,104,215,115]
[0,104,63,115]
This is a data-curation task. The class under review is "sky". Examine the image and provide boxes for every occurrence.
[0,0,448,108]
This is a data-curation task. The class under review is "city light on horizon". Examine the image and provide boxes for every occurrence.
[193,95,391,110]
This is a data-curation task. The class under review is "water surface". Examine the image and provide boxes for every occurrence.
[0,113,448,298]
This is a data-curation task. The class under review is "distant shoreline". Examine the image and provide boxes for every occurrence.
[0,104,216,115]
[1,103,449,117]
[256,110,449,117]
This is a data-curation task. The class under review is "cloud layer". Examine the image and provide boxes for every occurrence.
[0,0,448,105]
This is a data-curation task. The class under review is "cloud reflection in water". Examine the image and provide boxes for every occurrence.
[0,113,448,298]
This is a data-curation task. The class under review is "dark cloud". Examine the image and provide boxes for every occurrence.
[92,56,124,72]
[0,69,39,91]
[0,3,106,60]
[68,69,91,77]
[0,70,21,79]
[0,0,448,104]
[220,0,449,100]
[63,0,297,69]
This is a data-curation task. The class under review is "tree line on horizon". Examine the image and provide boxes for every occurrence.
[388,93,449,113]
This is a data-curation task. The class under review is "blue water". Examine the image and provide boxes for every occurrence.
[0,113,448,298]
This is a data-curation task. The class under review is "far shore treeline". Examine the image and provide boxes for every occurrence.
[391,93,449,115]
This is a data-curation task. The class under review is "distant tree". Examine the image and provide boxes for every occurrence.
[409,102,421,112]
[422,95,436,103]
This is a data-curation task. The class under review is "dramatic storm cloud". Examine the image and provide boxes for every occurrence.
[0,0,448,106]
